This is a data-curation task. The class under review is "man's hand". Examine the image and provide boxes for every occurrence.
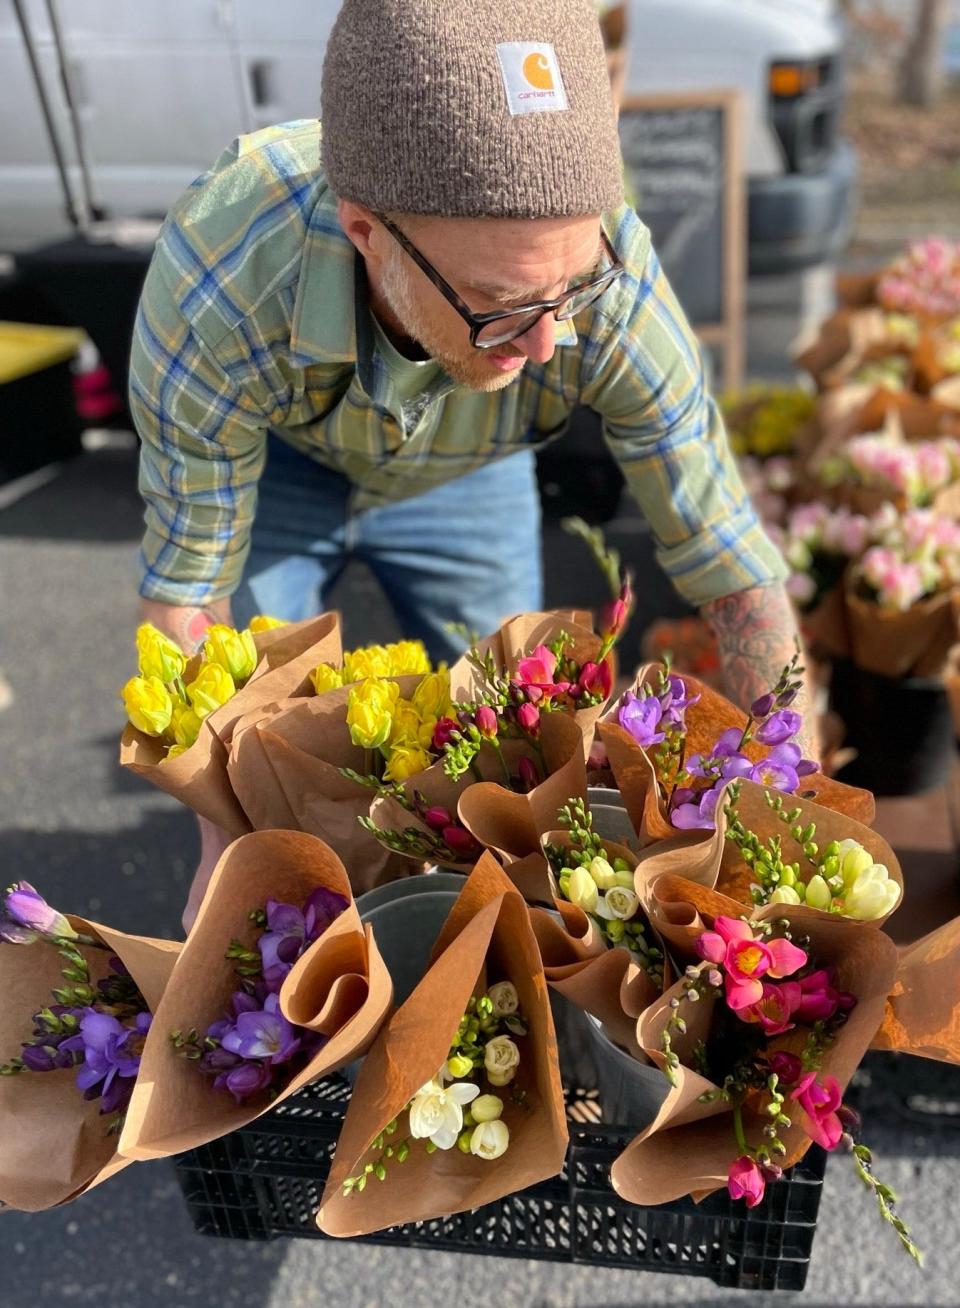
[701,583,822,762]
[182,817,234,935]
[139,597,234,653]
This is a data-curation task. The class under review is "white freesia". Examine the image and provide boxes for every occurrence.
[836,839,875,888]
[845,862,901,920]
[470,1119,510,1161]
[587,856,617,890]
[487,982,519,1018]
[484,1035,520,1087]
[595,886,640,921]
[566,865,598,914]
[408,1077,479,1150]
[769,885,801,906]
[803,874,832,911]
[471,1094,504,1123]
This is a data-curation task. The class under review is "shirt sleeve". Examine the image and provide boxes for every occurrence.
[582,213,787,607]
[129,251,270,607]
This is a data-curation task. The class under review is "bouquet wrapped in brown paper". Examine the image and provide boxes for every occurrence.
[595,654,874,849]
[0,884,180,1211]
[634,777,903,961]
[842,508,960,679]
[317,855,568,1237]
[794,306,917,392]
[118,830,391,1161]
[119,613,342,834]
[610,900,901,1232]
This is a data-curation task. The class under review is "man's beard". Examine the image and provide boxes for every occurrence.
[376,244,525,393]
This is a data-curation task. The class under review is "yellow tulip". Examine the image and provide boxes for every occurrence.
[383,743,432,782]
[346,677,399,750]
[203,624,257,684]
[385,640,432,676]
[170,701,203,749]
[186,662,236,719]
[248,614,288,633]
[412,669,452,721]
[343,645,393,683]
[389,700,424,748]
[122,676,175,736]
[311,662,343,694]
[135,623,186,684]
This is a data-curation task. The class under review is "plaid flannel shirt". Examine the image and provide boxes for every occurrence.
[130,119,785,607]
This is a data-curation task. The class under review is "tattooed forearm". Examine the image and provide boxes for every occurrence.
[701,583,821,759]
[138,597,233,653]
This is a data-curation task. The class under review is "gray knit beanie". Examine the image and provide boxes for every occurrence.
[321,0,624,219]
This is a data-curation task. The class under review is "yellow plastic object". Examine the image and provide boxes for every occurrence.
[0,321,86,385]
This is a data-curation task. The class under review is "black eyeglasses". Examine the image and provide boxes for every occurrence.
[377,214,624,350]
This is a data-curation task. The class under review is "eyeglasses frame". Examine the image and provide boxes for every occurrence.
[376,214,625,350]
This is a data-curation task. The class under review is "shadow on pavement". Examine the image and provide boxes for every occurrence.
[0,449,143,543]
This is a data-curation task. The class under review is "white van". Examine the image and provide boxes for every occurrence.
[1,0,853,275]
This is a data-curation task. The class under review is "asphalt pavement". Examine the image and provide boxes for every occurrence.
[1,269,959,1308]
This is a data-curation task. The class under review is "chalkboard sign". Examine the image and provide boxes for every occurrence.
[618,90,745,389]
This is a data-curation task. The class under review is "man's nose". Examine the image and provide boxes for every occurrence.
[512,313,558,365]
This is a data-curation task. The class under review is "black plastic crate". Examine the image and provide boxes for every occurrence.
[173,1077,827,1291]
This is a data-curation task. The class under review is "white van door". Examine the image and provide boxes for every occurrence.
[230,0,342,131]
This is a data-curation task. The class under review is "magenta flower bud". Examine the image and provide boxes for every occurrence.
[474,705,499,739]
[768,1051,803,1086]
[516,703,541,737]
[423,805,453,832]
[432,717,459,751]
[727,1156,765,1208]
[577,661,613,700]
[442,825,480,857]
[516,756,540,792]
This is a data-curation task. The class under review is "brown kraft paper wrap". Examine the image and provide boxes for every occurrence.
[449,610,613,760]
[0,918,180,1211]
[610,907,899,1206]
[872,914,960,1063]
[227,677,424,893]
[367,706,590,892]
[597,663,875,846]
[118,829,392,1161]
[119,612,342,835]
[844,579,957,679]
[317,854,568,1237]
[633,777,902,960]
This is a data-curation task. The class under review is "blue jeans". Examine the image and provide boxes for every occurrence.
[232,437,543,664]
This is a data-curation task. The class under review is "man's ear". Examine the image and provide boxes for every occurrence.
[337,198,378,257]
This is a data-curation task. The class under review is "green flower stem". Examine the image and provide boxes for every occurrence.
[732,1097,750,1156]
[851,1142,923,1265]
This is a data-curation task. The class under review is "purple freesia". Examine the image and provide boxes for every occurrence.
[671,786,722,830]
[71,1009,151,1112]
[221,993,301,1064]
[713,727,745,758]
[748,759,800,793]
[2,882,75,941]
[750,691,776,719]
[304,887,349,942]
[720,753,754,781]
[659,675,701,727]
[755,710,802,746]
[619,693,666,748]
[217,1061,274,1103]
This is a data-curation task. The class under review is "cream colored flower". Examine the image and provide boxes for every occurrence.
[845,863,901,920]
[769,885,801,906]
[471,1094,504,1123]
[470,1119,510,1161]
[587,856,617,890]
[408,1077,479,1150]
[595,886,640,921]
[484,1035,520,1087]
[566,866,598,914]
[486,982,519,1018]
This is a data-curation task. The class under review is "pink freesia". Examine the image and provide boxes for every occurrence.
[516,702,541,737]
[739,980,802,1036]
[515,645,570,699]
[792,969,843,1023]
[474,705,498,739]
[768,1051,803,1086]
[727,1155,766,1208]
[576,660,613,700]
[791,1073,844,1150]
[432,717,459,750]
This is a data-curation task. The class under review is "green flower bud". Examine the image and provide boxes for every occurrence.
[447,1053,474,1079]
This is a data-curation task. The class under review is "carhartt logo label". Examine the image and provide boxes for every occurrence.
[496,42,569,116]
[523,52,554,90]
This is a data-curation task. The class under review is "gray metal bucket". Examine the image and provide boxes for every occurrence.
[550,991,598,1092]
[589,804,639,850]
[342,889,460,1087]
[585,1014,670,1128]
[354,870,466,916]
[587,785,627,810]
[359,890,460,1009]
